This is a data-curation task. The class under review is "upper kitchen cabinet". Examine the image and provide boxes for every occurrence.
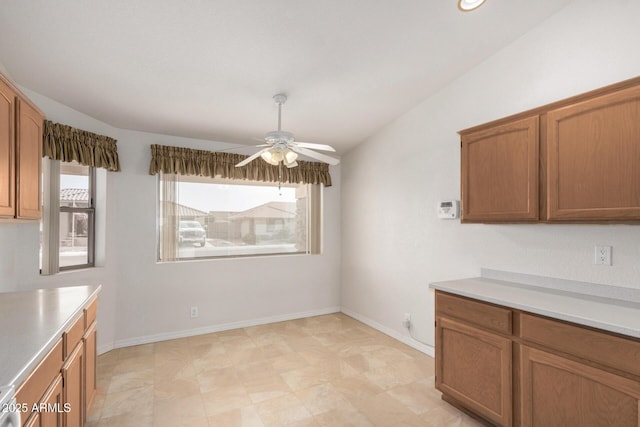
[546,85,640,221]
[460,77,640,223]
[461,116,539,223]
[0,72,44,220]
[17,98,43,219]
[0,78,16,217]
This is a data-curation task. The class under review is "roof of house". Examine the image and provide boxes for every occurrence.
[60,189,295,220]
[60,188,88,202]
[229,202,296,220]
[61,188,208,217]
[167,201,208,218]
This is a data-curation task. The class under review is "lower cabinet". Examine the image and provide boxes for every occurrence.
[62,344,84,427]
[83,321,97,418]
[436,317,512,426]
[39,375,63,427]
[15,297,98,427]
[22,374,63,427]
[435,291,640,427]
[23,414,40,427]
[520,345,640,427]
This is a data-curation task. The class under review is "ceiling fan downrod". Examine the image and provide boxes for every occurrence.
[273,93,287,132]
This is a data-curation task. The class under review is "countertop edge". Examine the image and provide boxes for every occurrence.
[429,279,640,340]
[8,284,102,389]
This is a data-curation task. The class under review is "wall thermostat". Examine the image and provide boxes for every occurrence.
[438,200,460,219]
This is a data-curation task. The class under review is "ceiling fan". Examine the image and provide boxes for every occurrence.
[235,94,340,168]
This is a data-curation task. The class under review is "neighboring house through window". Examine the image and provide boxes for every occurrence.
[157,174,322,261]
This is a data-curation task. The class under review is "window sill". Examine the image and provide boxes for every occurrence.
[156,251,314,264]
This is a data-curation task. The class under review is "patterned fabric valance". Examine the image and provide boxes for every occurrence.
[43,120,121,171]
[148,144,332,187]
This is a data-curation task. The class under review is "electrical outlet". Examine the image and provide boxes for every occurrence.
[594,246,612,266]
[190,306,199,318]
[402,313,411,329]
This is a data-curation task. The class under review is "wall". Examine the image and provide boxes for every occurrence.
[110,128,342,348]
[341,0,640,354]
[2,88,342,353]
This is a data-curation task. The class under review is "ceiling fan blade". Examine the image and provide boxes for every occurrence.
[293,141,336,152]
[291,146,340,166]
[235,148,270,167]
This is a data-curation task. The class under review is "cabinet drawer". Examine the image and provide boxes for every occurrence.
[436,292,512,335]
[519,313,640,377]
[63,314,84,359]
[84,298,97,329]
[15,339,63,416]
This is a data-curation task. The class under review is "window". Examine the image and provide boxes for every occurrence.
[41,160,96,273]
[157,173,322,261]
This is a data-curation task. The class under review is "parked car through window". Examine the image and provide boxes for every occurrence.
[178,220,207,247]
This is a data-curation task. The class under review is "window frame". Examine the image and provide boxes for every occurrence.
[41,159,97,274]
[156,173,322,262]
[59,164,96,271]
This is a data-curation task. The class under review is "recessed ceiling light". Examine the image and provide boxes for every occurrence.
[458,0,487,12]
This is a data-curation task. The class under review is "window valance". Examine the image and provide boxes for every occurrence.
[43,120,121,171]
[148,144,332,187]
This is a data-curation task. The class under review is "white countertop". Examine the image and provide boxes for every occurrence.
[429,276,640,339]
[0,285,101,390]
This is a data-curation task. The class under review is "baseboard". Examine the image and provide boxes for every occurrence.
[340,307,435,357]
[111,306,341,350]
[98,343,115,356]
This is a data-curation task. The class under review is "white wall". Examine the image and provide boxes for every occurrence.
[2,88,342,353]
[110,128,342,347]
[341,0,640,352]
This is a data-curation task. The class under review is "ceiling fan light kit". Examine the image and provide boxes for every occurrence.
[261,146,299,168]
[235,94,340,168]
[458,0,486,12]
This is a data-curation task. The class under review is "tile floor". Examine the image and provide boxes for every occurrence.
[87,313,483,426]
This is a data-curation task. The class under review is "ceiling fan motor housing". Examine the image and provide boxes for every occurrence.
[265,130,294,143]
[273,93,287,105]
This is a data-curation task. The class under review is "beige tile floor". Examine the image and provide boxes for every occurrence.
[87,313,483,427]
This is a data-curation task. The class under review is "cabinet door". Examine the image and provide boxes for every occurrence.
[62,343,84,427]
[40,374,64,427]
[520,345,640,427]
[436,317,512,426]
[0,79,16,217]
[24,413,40,427]
[461,116,539,222]
[547,85,640,220]
[83,321,97,417]
[16,98,42,220]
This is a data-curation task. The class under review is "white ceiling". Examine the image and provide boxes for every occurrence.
[0,0,572,154]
